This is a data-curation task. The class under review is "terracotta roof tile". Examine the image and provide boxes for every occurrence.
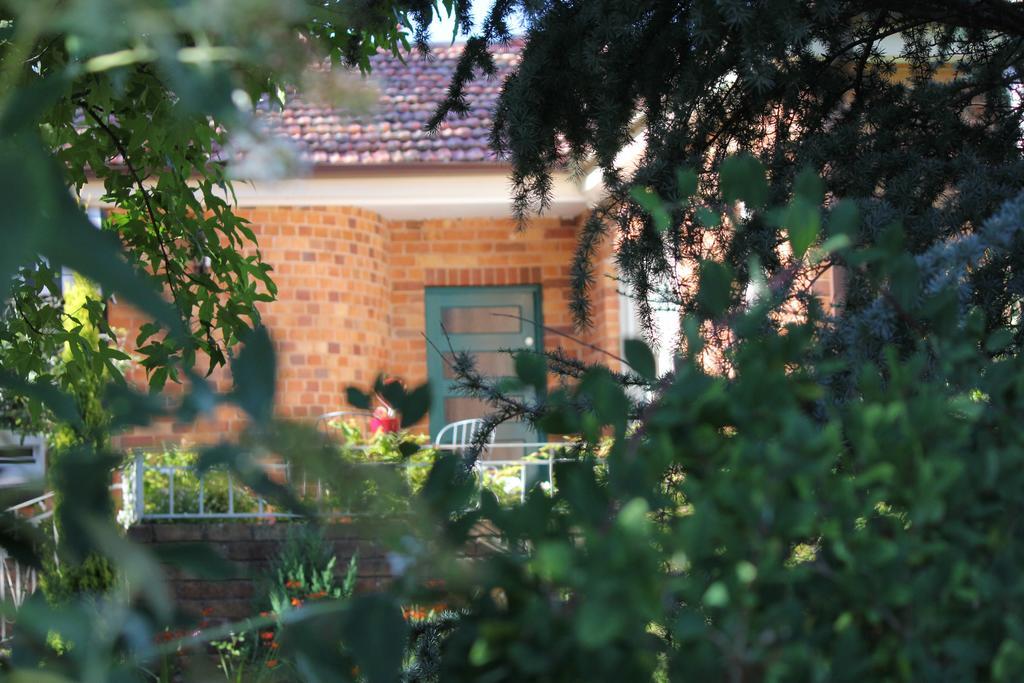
[260,42,521,167]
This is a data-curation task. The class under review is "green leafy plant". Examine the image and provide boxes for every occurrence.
[263,525,358,612]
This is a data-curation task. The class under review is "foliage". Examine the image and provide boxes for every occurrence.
[435,0,1024,368]
[402,609,463,683]
[4,158,1024,682]
[0,0,461,430]
[200,527,361,681]
[39,276,120,605]
[38,552,117,607]
[134,426,557,522]
[263,525,358,614]
[3,1,1024,681]
[418,167,1024,682]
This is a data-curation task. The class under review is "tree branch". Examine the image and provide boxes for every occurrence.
[860,0,1024,38]
[80,102,185,318]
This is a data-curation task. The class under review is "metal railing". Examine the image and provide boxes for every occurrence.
[1,491,55,641]
[1,484,123,641]
[128,442,579,522]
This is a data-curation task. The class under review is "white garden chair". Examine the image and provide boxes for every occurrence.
[433,418,496,454]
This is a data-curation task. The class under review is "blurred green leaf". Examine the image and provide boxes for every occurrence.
[986,329,1014,354]
[793,166,825,204]
[629,186,672,232]
[376,374,407,411]
[231,325,276,423]
[151,543,241,580]
[197,441,309,517]
[575,600,624,647]
[399,382,431,427]
[828,199,860,238]
[579,367,629,436]
[514,351,547,389]
[85,518,173,622]
[623,338,657,380]
[0,513,45,569]
[696,206,721,227]
[342,594,409,683]
[676,168,699,199]
[346,386,372,410]
[697,260,732,317]
[702,582,729,608]
[720,153,768,208]
[0,369,80,426]
[785,197,821,259]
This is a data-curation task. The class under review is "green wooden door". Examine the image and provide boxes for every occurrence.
[425,286,543,456]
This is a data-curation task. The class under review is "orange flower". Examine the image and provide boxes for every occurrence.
[200,607,214,617]
[402,606,427,620]
[260,631,275,641]
[284,580,303,589]
[338,515,353,524]
[266,659,279,668]
[291,597,302,607]
[306,591,328,600]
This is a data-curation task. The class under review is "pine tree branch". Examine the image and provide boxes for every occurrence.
[861,0,1024,37]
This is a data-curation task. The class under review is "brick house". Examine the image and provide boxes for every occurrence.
[87,43,626,449]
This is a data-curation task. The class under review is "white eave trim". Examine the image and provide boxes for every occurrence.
[81,169,591,220]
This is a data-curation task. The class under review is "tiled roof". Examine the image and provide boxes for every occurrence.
[260,42,521,166]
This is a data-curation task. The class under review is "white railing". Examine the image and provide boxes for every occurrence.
[0,552,37,642]
[128,442,579,521]
[1,484,123,641]
[1,491,55,641]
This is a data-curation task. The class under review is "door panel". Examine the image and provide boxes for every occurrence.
[441,306,522,333]
[425,286,543,457]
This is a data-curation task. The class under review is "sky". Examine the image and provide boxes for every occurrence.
[427,3,520,42]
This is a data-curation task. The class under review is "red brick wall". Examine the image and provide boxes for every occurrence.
[111,207,620,448]
[127,521,499,621]
[388,215,620,388]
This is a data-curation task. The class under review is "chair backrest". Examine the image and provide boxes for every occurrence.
[433,418,496,450]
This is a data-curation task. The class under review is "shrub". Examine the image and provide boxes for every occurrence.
[422,174,1024,681]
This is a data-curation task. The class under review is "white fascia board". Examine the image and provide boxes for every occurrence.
[81,169,591,220]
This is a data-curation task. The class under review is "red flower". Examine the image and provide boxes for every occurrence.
[260,631,275,641]
[266,659,279,668]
